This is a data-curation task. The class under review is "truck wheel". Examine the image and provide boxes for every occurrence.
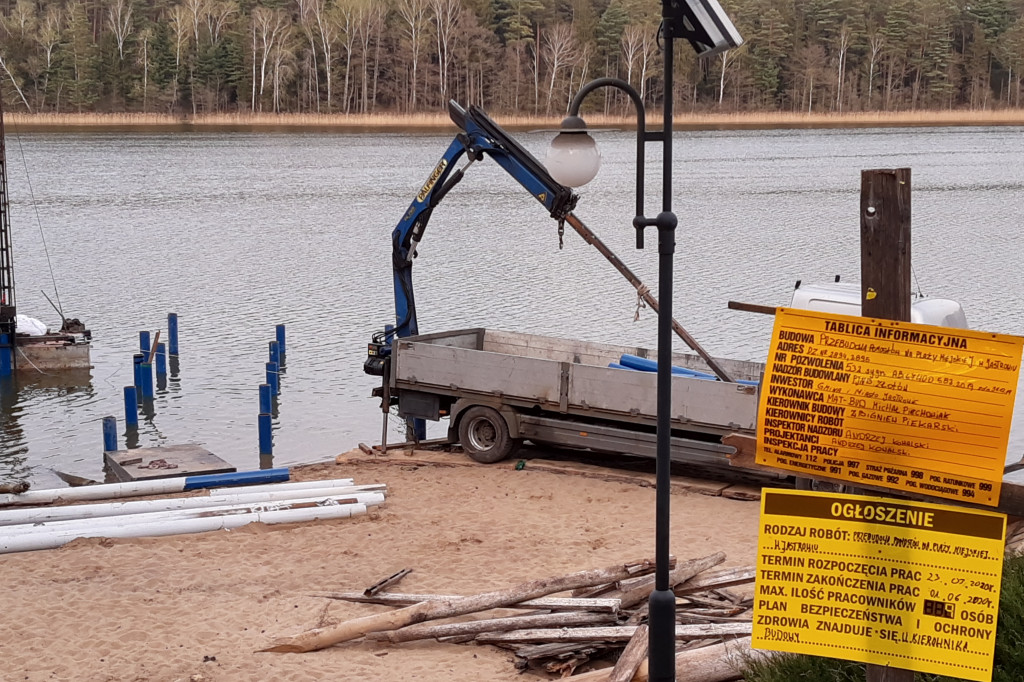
[458,406,520,464]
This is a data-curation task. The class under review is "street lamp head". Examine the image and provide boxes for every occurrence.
[545,115,601,188]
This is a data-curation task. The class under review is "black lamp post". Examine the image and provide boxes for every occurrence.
[545,2,742,680]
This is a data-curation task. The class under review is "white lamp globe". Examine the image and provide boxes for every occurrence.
[545,130,601,188]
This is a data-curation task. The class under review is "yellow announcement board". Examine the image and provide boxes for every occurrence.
[758,308,1023,506]
[753,489,1006,681]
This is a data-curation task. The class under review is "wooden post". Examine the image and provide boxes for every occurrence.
[861,168,914,682]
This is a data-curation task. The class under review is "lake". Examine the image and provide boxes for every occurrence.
[2,123,1022,487]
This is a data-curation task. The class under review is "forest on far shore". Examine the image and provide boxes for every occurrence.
[1,0,1023,118]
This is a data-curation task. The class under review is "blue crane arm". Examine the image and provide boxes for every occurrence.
[388,100,577,341]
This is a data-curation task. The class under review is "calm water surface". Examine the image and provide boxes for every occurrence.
[3,125,1022,487]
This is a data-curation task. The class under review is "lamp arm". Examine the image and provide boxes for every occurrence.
[567,77,652,248]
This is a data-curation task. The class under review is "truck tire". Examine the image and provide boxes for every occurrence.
[458,406,521,464]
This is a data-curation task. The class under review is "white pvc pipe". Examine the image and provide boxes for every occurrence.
[0,477,358,508]
[207,478,360,496]
[0,502,368,554]
[0,484,385,527]
[0,492,386,536]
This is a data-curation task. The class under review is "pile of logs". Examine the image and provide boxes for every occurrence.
[266,553,763,681]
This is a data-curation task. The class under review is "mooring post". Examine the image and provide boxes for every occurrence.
[258,413,273,456]
[140,330,151,356]
[102,416,117,452]
[167,313,179,356]
[266,361,279,396]
[269,340,280,367]
[132,353,144,391]
[276,323,286,358]
[259,383,272,414]
[123,386,139,429]
[0,333,12,376]
[140,362,154,400]
[155,342,167,376]
[861,168,914,682]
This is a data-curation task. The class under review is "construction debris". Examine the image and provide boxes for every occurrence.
[271,554,755,679]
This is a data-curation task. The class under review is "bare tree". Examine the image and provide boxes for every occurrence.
[866,32,883,110]
[270,34,297,112]
[184,0,208,45]
[251,6,291,112]
[36,7,62,106]
[335,0,361,113]
[309,0,339,110]
[296,0,321,111]
[137,26,151,110]
[395,0,430,111]
[207,1,236,44]
[542,23,576,114]
[834,23,851,112]
[430,0,462,106]
[169,5,191,106]
[107,0,134,61]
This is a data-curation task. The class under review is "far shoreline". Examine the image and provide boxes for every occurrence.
[6,108,1024,133]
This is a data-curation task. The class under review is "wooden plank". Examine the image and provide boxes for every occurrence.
[103,444,235,482]
[366,611,615,643]
[363,569,412,597]
[727,301,777,316]
[310,591,622,613]
[608,624,648,682]
[476,622,752,644]
[674,567,756,596]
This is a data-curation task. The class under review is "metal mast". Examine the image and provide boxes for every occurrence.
[0,92,17,374]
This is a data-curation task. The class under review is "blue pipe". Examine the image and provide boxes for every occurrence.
[618,354,759,386]
[168,313,179,356]
[259,383,272,414]
[619,354,717,379]
[258,413,273,455]
[140,363,154,400]
[0,333,12,376]
[133,353,144,390]
[155,343,167,376]
[102,416,117,452]
[269,340,280,367]
[266,361,279,396]
[182,467,290,491]
[275,324,286,356]
[123,386,139,428]
[140,330,151,356]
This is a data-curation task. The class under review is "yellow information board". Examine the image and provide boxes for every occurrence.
[758,308,1023,506]
[753,489,1006,681]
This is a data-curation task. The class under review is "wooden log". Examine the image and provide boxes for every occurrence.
[476,623,751,644]
[568,635,772,682]
[263,557,661,652]
[363,568,412,597]
[608,552,725,608]
[608,624,648,682]
[673,566,755,596]
[366,610,614,643]
[0,481,29,495]
[310,592,622,613]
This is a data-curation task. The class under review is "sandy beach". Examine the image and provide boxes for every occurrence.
[0,448,762,681]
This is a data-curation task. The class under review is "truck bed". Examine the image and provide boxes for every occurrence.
[391,328,763,438]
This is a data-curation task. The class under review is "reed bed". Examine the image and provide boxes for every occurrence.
[6,108,1024,132]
